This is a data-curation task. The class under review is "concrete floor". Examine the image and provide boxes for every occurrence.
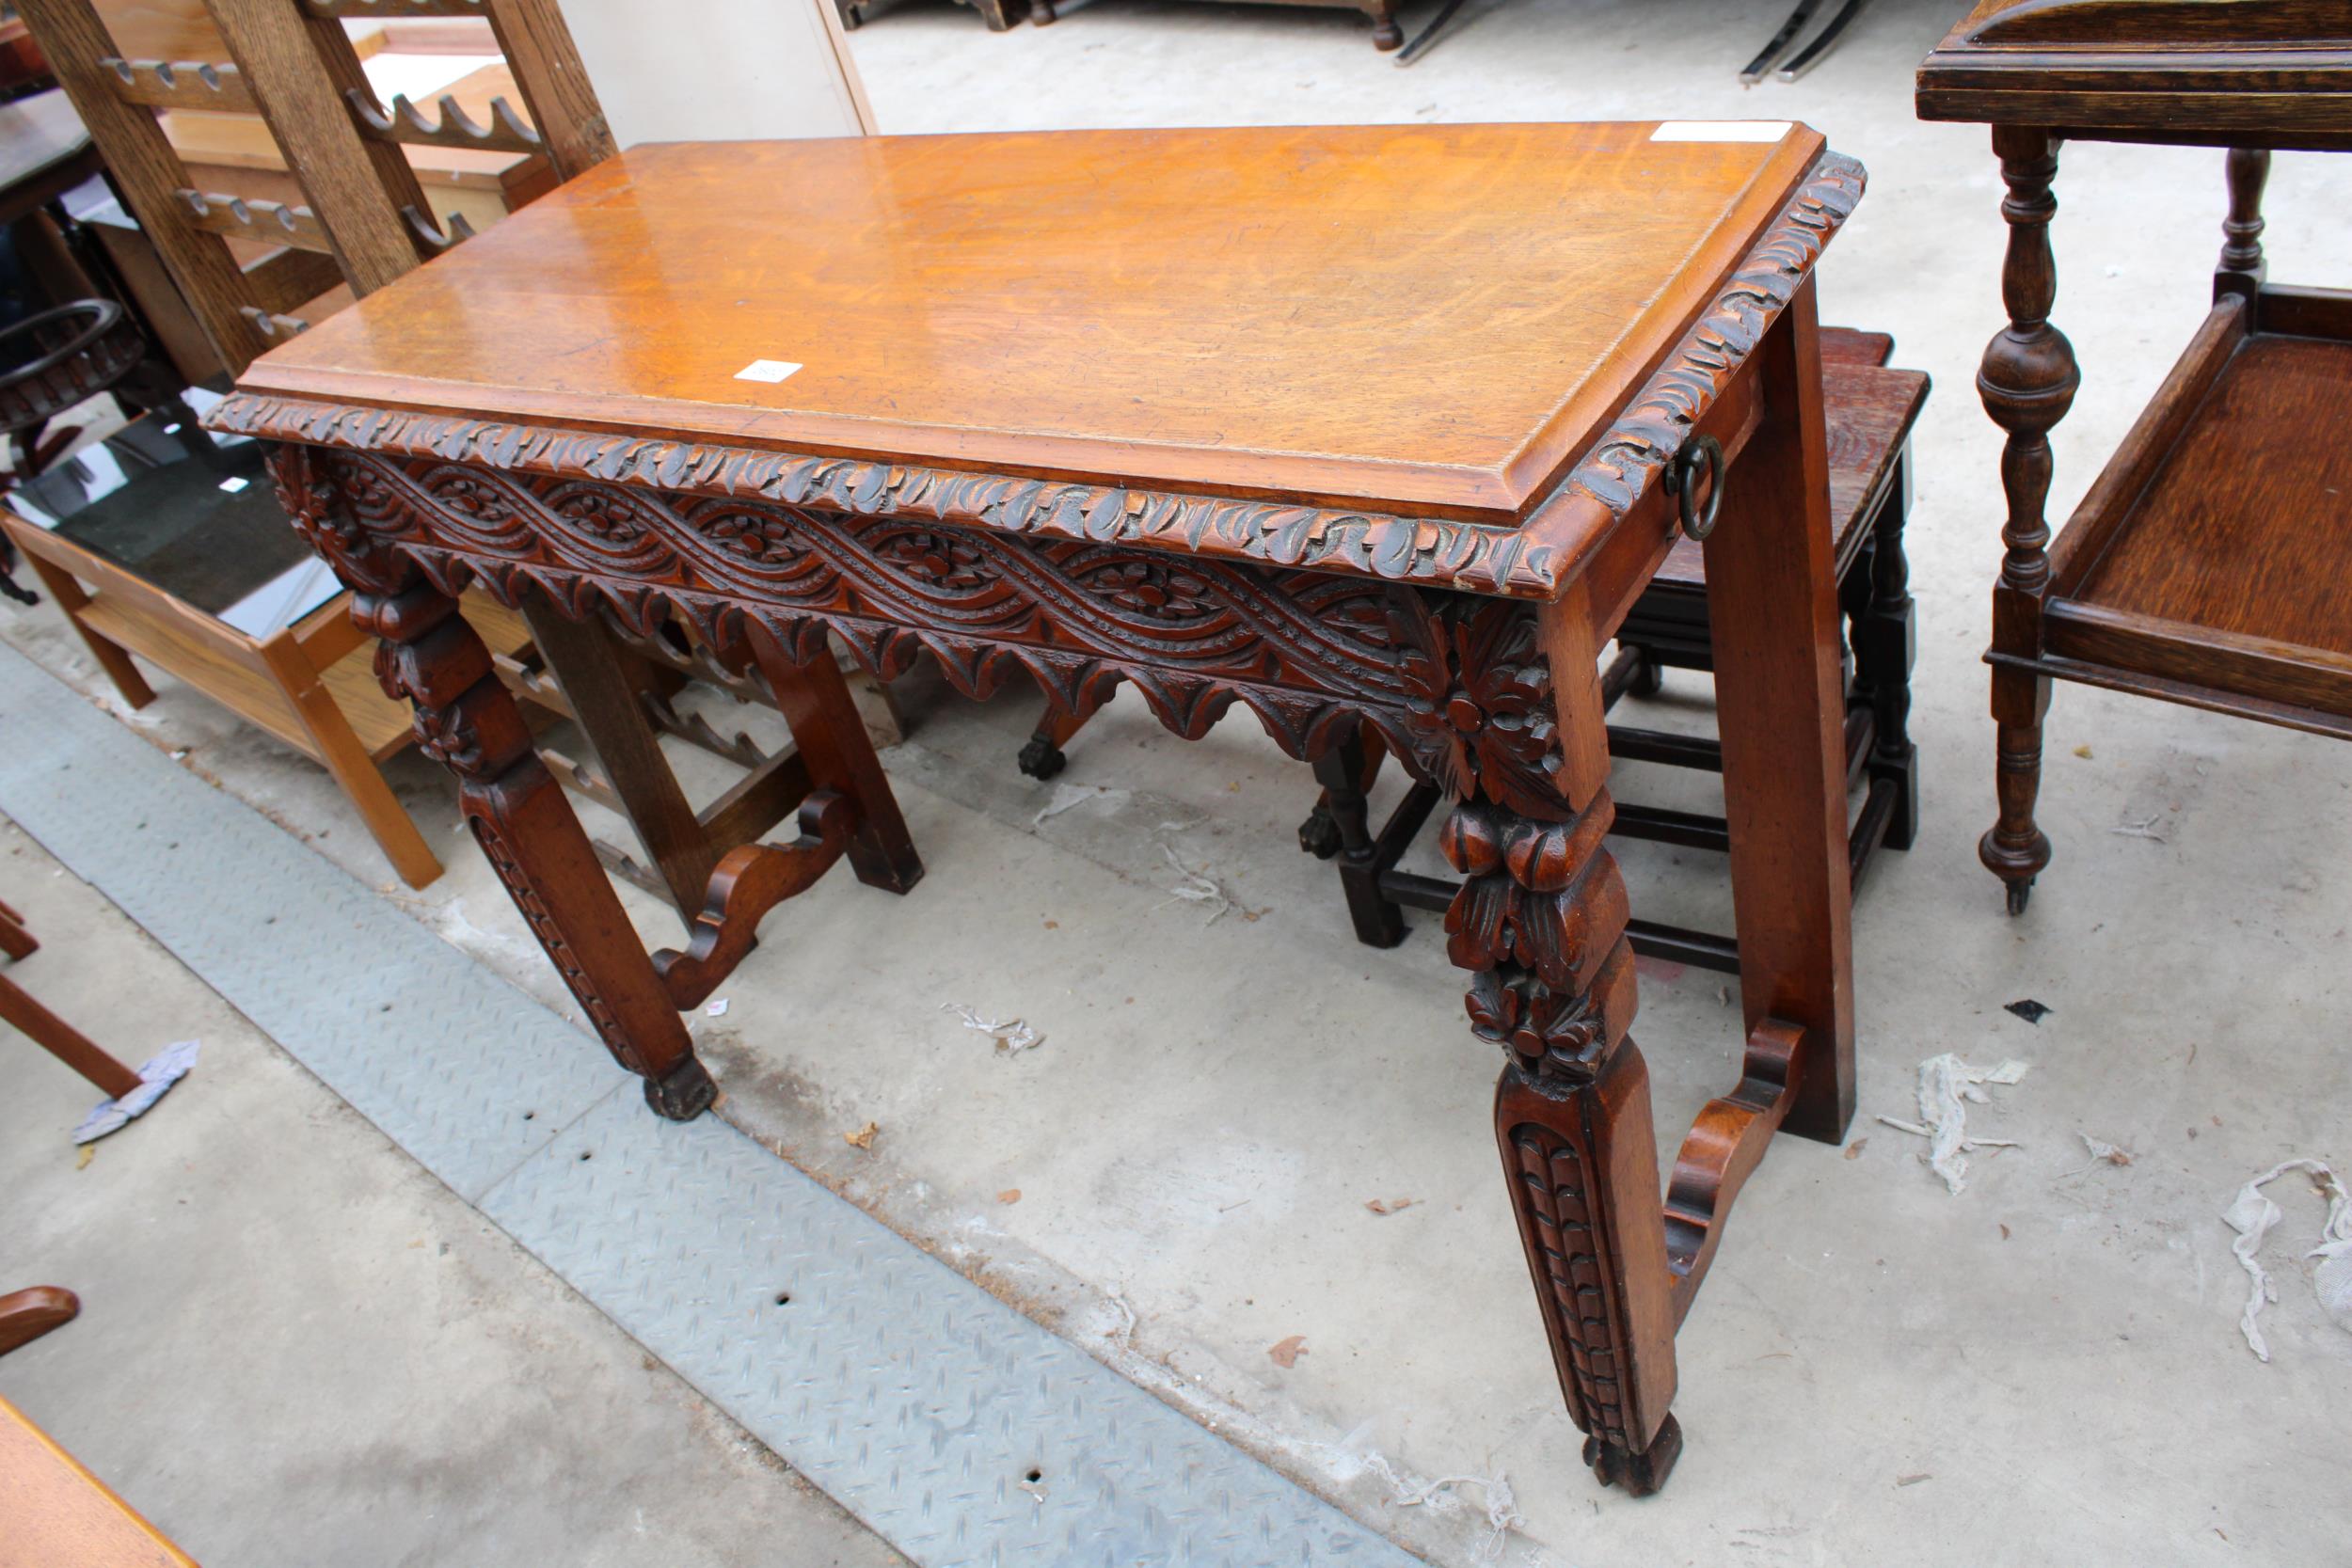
[0,817,906,1568]
[5,0,2351,1561]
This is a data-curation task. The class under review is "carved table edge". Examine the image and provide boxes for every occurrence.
[206,150,1862,605]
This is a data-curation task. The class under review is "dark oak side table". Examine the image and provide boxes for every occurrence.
[1918,2,2352,912]
[213,123,1864,1497]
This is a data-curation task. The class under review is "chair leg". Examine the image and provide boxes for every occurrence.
[0,899,38,961]
[0,1287,80,1357]
[1311,721,1405,947]
[0,971,144,1100]
[1857,458,1918,850]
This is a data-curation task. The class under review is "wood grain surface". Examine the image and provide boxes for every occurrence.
[233,123,1825,521]
[0,1395,198,1568]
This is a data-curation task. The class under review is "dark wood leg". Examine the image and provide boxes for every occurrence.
[1700,277,1856,1146]
[0,972,145,1100]
[743,625,922,896]
[1019,701,1087,781]
[520,602,720,922]
[1312,721,1405,946]
[0,1287,79,1357]
[2217,147,2270,296]
[1432,597,1679,1494]
[1298,726,1384,860]
[1369,0,1403,50]
[1978,126,2077,915]
[357,575,715,1120]
[1858,454,1918,850]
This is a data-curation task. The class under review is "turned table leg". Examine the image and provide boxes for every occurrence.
[357,574,716,1120]
[1978,126,2079,914]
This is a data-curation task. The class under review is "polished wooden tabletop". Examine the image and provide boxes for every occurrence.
[236,122,1826,523]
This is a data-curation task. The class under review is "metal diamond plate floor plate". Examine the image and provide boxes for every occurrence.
[0,647,1427,1568]
[485,1092,1422,1568]
[0,644,623,1197]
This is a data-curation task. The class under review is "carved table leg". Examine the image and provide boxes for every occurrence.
[358,574,715,1120]
[1428,596,1679,1494]
[1978,126,2078,915]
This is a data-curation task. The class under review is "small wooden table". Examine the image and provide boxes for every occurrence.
[215,122,1864,1497]
[1918,2,2352,912]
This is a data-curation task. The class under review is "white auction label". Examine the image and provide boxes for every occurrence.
[735,358,803,384]
[217,476,250,493]
[1650,121,1792,143]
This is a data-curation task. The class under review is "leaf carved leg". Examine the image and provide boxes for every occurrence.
[357,575,716,1121]
[1415,594,1679,1495]
[1446,797,1679,1494]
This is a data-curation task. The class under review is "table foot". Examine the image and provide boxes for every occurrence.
[1586,1414,1681,1497]
[1017,734,1067,780]
[644,1054,719,1121]
[1981,707,2052,915]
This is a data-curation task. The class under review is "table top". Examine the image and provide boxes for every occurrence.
[230,122,1828,526]
[0,1394,198,1567]
[5,410,331,634]
[1916,1,2352,146]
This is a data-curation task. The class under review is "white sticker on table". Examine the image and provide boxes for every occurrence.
[735,359,803,384]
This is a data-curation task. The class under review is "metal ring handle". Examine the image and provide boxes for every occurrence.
[1667,434,1724,542]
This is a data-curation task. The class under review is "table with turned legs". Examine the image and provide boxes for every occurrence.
[215,121,1863,1497]
[1920,2,2352,913]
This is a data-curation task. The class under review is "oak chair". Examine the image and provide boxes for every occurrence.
[1025,327,1928,972]
[12,0,813,895]
[1298,329,1926,967]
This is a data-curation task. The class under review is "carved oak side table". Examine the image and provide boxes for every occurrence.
[1918,2,2352,912]
[214,124,1864,1497]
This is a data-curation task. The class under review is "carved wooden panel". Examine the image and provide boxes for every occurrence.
[263,441,1578,799]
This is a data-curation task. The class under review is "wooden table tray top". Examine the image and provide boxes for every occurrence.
[215,122,1868,1498]
[1918,0,2352,909]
